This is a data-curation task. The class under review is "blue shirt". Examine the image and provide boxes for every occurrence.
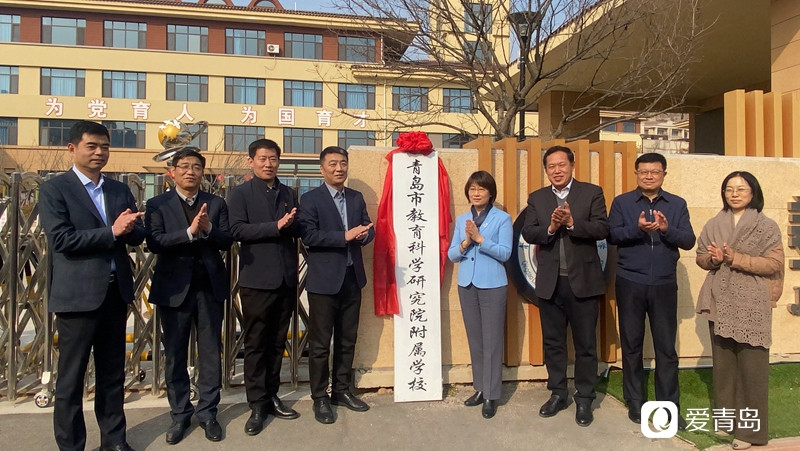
[608,188,696,285]
[72,166,116,271]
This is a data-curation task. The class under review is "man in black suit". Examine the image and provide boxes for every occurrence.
[227,139,300,436]
[39,121,145,451]
[298,146,374,424]
[521,145,609,427]
[145,148,233,444]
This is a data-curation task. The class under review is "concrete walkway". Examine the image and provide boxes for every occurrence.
[0,381,703,451]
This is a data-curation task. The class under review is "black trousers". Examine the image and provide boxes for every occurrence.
[240,283,294,410]
[616,277,679,408]
[538,276,599,403]
[307,266,362,400]
[159,280,223,423]
[54,281,127,451]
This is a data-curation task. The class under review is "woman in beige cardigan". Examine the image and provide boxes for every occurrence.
[696,171,784,450]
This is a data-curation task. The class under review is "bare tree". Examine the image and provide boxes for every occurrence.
[330,0,710,140]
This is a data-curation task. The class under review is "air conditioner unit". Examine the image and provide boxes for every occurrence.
[266,44,280,54]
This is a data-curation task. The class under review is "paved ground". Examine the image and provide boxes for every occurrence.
[0,381,699,451]
[1,381,798,451]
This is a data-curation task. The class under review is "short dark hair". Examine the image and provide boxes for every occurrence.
[721,171,765,212]
[463,170,497,202]
[320,146,348,163]
[635,152,667,170]
[171,147,206,169]
[248,138,281,159]
[542,145,574,167]
[69,120,109,145]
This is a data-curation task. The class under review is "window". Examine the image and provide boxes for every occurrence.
[40,119,78,146]
[338,130,375,148]
[443,88,472,113]
[167,74,208,102]
[338,84,375,110]
[602,122,617,132]
[226,28,265,56]
[338,36,376,62]
[392,86,428,112]
[657,127,667,136]
[167,25,208,53]
[463,41,490,62]
[671,128,682,139]
[284,81,322,107]
[103,121,146,148]
[284,128,322,154]
[464,2,492,34]
[285,33,322,59]
[442,132,474,148]
[622,121,636,133]
[190,128,208,150]
[298,177,323,196]
[104,21,146,48]
[0,66,19,94]
[225,77,265,104]
[41,68,85,96]
[0,118,17,145]
[253,0,277,7]
[225,125,264,152]
[102,71,146,99]
[42,17,85,45]
[0,14,20,42]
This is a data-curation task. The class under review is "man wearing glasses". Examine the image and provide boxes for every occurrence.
[608,152,695,428]
[145,148,233,444]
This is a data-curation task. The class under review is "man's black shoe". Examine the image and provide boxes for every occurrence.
[268,396,299,419]
[199,418,223,442]
[244,408,266,436]
[464,391,484,407]
[627,402,643,424]
[575,403,594,427]
[481,399,497,419]
[314,398,335,424]
[538,394,568,418]
[165,420,191,445]
[100,443,134,451]
[678,414,687,431]
[331,392,370,412]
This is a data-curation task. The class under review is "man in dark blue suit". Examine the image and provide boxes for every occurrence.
[145,148,232,444]
[298,146,374,424]
[39,121,145,451]
[227,139,300,436]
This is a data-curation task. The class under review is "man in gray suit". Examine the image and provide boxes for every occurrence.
[521,145,609,427]
[39,121,145,451]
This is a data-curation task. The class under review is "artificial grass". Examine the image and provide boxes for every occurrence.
[596,363,800,449]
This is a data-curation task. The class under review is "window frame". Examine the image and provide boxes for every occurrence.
[338,84,375,110]
[40,68,85,96]
[338,130,375,149]
[442,88,473,113]
[103,121,146,148]
[102,71,146,99]
[283,128,323,154]
[167,24,209,53]
[0,117,18,145]
[392,86,429,112]
[166,74,209,102]
[283,80,322,107]
[41,17,86,45]
[0,14,21,42]
[224,125,264,152]
[285,32,322,59]
[39,119,78,147]
[103,20,146,49]
[225,77,266,105]
[225,28,266,56]
[338,36,377,62]
[0,66,19,94]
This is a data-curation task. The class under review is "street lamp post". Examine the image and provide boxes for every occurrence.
[509,11,540,142]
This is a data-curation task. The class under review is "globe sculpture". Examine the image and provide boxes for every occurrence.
[152,119,208,162]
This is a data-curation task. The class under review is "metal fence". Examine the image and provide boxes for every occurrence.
[0,172,309,406]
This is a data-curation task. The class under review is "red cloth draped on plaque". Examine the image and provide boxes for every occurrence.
[373,131,451,316]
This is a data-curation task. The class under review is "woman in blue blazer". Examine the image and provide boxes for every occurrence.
[448,171,512,419]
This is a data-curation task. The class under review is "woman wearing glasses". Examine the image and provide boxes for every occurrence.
[448,171,512,419]
[696,171,784,450]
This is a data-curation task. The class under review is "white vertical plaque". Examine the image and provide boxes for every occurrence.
[392,151,443,402]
